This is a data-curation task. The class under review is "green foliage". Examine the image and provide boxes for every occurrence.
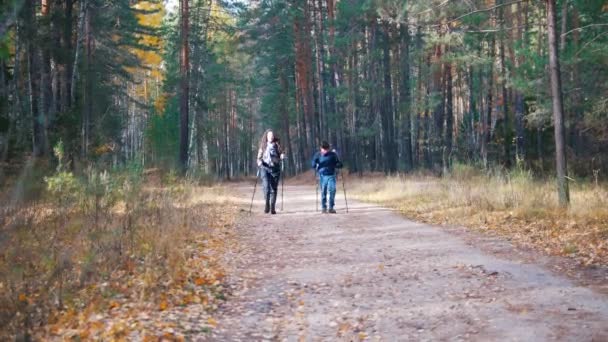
[44,170,81,204]
[44,141,81,205]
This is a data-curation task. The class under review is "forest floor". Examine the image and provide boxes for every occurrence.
[197,183,608,341]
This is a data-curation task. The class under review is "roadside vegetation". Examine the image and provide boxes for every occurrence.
[351,165,608,267]
[0,144,241,340]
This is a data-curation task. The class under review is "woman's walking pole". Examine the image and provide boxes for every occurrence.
[281,160,285,211]
[249,169,260,215]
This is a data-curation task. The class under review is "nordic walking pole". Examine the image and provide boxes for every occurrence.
[315,169,319,212]
[249,168,260,215]
[281,160,285,211]
[341,170,349,213]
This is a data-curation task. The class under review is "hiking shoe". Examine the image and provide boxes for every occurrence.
[321,208,328,214]
[328,208,337,214]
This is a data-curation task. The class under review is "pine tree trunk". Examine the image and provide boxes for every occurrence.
[514,1,527,163]
[326,0,338,146]
[400,20,413,172]
[82,6,92,159]
[445,60,453,169]
[381,22,395,173]
[179,0,190,172]
[25,0,44,157]
[546,0,570,206]
[71,0,86,106]
[432,43,444,170]
[498,0,511,168]
[279,65,294,175]
[60,0,73,111]
[481,36,494,169]
[294,2,315,148]
[468,66,477,160]
[570,7,582,153]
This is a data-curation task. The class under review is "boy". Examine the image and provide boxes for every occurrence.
[311,141,343,213]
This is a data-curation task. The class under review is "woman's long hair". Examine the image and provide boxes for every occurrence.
[258,129,280,151]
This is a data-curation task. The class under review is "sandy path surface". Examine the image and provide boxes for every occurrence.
[202,185,608,341]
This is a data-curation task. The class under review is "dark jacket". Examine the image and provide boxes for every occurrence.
[312,151,343,176]
[257,141,283,175]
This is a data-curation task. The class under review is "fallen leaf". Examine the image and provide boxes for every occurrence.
[159,300,168,311]
[207,317,218,327]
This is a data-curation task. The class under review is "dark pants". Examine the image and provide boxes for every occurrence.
[262,169,280,211]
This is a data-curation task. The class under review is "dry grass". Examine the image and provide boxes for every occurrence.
[351,165,608,266]
[0,169,242,340]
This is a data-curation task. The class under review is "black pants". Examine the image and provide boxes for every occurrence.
[262,169,280,210]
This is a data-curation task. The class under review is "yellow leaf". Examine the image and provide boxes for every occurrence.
[207,317,218,327]
[18,293,27,302]
[159,300,168,311]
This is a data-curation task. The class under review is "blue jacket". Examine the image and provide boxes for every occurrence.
[312,151,343,176]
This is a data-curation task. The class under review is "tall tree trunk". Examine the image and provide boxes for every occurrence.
[351,38,362,173]
[60,0,73,111]
[40,0,51,155]
[498,0,511,168]
[413,26,423,168]
[294,2,315,148]
[399,20,413,172]
[424,51,433,169]
[25,0,44,157]
[546,0,570,206]
[381,22,395,173]
[315,0,326,141]
[431,43,444,169]
[514,1,527,164]
[326,0,338,147]
[481,36,495,169]
[81,6,92,159]
[279,64,295,175]
[570,7,582,153]
[468,65,477,161]
[70,0,86,106]
[179,0,190,172]
[445,60,453,170]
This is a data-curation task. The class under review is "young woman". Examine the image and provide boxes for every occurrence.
[257,129,284,214]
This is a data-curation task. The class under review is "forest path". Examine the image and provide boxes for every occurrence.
[202,184,608,341]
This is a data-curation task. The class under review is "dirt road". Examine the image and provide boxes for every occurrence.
[204,185,608,341]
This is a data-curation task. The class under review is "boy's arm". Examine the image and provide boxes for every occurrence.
[311,153,319,170]
[335,154,343,169]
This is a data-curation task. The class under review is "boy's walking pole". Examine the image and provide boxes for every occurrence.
[249,168,260,215]
[315,170,319,212]
[341,170,349,213]
[281,160,285,211]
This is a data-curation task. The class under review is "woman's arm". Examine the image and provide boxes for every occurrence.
[256,148,263,166]
[277,142,286,160]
